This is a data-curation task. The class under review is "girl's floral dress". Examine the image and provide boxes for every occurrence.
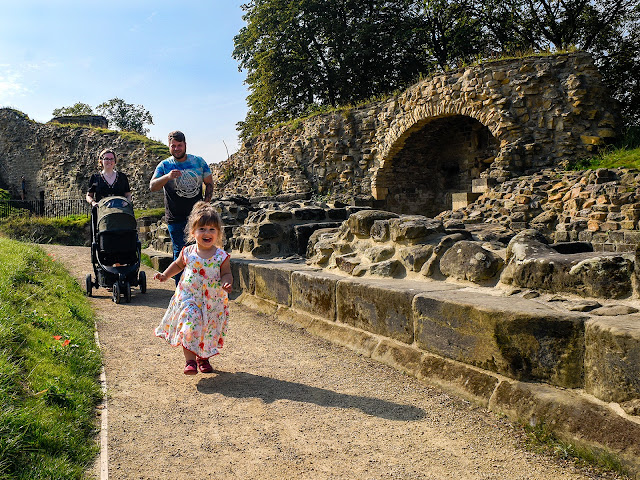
[155,244,230,359]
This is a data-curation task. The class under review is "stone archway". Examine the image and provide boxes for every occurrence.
[372,115,499,216]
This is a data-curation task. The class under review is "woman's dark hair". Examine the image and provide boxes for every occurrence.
[98,148,117,168]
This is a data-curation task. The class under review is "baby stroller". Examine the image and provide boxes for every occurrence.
[85,196,147,303]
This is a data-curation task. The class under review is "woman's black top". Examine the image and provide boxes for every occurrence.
[88,172,131,202]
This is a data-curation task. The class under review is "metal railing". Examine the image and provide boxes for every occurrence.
[0,199,90,219]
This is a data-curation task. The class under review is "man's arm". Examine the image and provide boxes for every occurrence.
[203,174,213,202]
[150,170,182,191]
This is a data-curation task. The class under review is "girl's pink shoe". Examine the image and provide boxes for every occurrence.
[183,360,197,375]
[197,357,214,373]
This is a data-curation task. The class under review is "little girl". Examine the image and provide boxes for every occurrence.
[154,201,232,375]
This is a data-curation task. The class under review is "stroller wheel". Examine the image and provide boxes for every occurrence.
[124,282,132,303]
[85,274,93,297]
[112,283,121,304]
[139,271,147,294]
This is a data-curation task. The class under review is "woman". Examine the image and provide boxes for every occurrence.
[86,148,132,206]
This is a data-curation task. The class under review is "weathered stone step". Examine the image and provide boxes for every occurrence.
[230,256,640,475]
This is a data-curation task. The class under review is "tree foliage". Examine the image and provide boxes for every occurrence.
[96,98,154,135]
[233,0,426,139]
[51,102,94,117]
[233,0,640,139]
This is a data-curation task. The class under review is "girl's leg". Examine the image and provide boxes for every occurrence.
[183,347,197,375]
[183,347,196,362]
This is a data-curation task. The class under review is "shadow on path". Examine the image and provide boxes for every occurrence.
[197,370,426,421]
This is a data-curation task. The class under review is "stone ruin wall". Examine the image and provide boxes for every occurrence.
[211,52,618,217]
[0,108,163,209]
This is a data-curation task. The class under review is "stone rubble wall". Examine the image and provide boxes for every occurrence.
[438,167,640,253]
[211,52,618,212]
[48,115,109,129]
[0,108,164,208]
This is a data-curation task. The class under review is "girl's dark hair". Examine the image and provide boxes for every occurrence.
[185,201,225,247]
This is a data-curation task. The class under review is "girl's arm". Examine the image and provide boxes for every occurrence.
[220,256,233,293]
[154,253,186,282]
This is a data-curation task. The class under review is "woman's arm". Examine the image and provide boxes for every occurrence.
[87,174,98,206]
[86,192,97,206]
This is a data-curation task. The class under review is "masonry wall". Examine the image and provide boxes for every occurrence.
[211,52,618,216]
[0,108,164,208]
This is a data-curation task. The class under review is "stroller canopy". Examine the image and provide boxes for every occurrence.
[96,196,136,232]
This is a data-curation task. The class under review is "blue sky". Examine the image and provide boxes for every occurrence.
[0,0,249,164]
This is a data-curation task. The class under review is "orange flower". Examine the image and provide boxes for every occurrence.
[53,335,62,340]
[62,339,70,346]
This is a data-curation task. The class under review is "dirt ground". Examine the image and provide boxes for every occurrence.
[43,244,625,480]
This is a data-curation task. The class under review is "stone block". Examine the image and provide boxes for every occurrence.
[418,352,500,406]
[146,252,173,272]
[471,178,496,194]
[251,261,317,306]
[336,278,420,344]
[291,270,342,322]
[585,316,640,403]
[292,222,342,256]
[489,380,640,475]
[413,290,586,388]
[388,216,444,243]
[326,208,348,220]
[230,257,254,294]
[257,222,283,240]
[452,192,481,210]
[292,207,326,221]
[347,210,398,237]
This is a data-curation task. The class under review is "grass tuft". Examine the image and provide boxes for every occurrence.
[521,421,631,478]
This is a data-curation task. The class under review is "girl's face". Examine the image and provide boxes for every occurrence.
[192,223,219,249]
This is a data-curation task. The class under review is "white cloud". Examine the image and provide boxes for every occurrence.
[0,69,28,103]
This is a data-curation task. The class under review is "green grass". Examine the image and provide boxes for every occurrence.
[570,127,640,171]
[0,209,163,246]
[140,252,153,269]
[572,146,640,171]
[134,207,165,219]
[0,238,102,479]
[0,215,90,245]
[521,421,631,478]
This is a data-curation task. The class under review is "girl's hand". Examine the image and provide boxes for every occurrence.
[154,272,166,282]
[222,282,232,293]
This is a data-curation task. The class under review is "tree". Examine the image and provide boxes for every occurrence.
[51,102,94,117]
[233,0,427,139]
[96,98,154,135]
[475,0,640,128]
[419,0,485,70]
[233,0,639,139]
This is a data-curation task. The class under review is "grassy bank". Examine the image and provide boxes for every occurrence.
[0,238,102,479]
[0,207,164,246]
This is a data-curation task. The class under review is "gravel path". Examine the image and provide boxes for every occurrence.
[43,244,622,480]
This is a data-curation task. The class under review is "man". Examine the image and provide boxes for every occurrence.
[150,131,213,278]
